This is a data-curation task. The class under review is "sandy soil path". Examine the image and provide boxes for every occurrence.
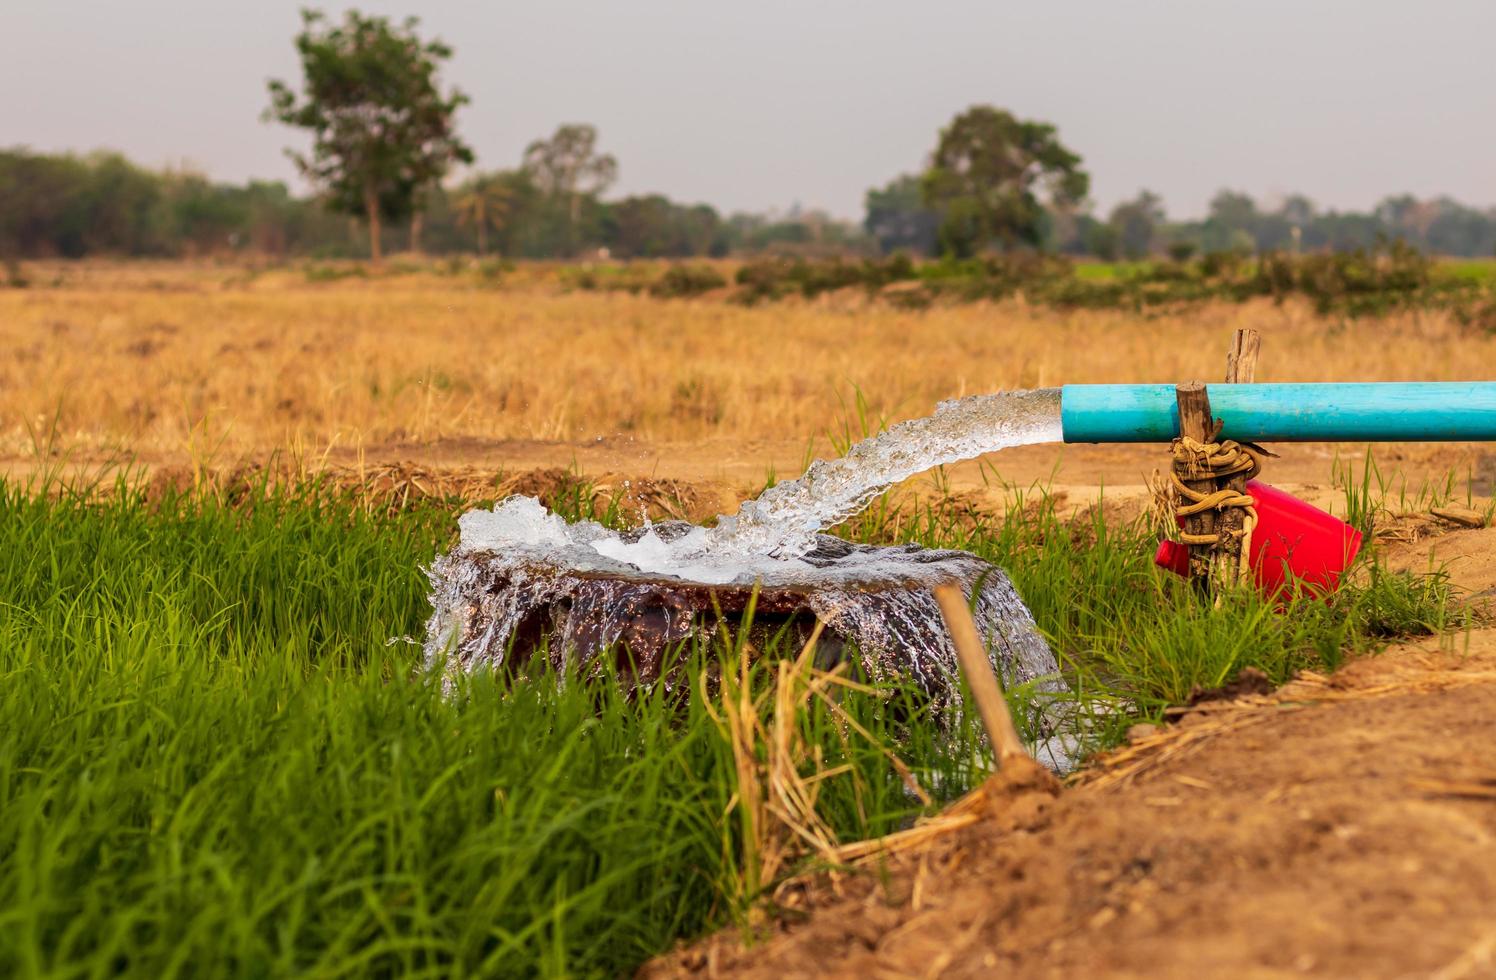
[649,635,1496,979]
[645,530,1496,979]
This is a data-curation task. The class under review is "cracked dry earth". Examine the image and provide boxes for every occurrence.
[645,532,1496,980]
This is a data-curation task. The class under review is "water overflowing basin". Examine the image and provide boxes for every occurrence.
[423,387,1074,760]
[426,519,1064,719]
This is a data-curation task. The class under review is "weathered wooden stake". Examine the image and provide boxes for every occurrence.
[1174,382,1219,583]
[1226,328,1261,385]
[932,583,1030,764]
[1216,329,1262,587]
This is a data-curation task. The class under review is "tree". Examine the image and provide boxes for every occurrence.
[607,194,673,257]
[1108,190,1165,259]
[522,124,617,255]
[921,106,1089,257]
[863,174,940,255]
[680,203,728,257]
[1200,190,1259,253]
[453,173,513,256]
[1425,198,1496,257]
[1085,221,1119,261]
[407,184,435,254]
[602,196,724,258]
[265,9,471,262]
[1279,194,1317,229]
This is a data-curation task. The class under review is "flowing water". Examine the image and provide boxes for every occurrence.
[454,387,1063,584]
[425,387,1073,764]
[707,387,1062,558]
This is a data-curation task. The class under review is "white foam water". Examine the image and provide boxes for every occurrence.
[455,388,1063,583]
[427,387,1075,766]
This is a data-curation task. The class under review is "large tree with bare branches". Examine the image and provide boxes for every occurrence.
[522,124,617,255]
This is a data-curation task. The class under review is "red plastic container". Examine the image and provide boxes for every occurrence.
[1154,480,1363,596]
[1154,539,1191,577]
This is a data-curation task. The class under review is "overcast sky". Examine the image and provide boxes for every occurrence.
[4,1,1493,220]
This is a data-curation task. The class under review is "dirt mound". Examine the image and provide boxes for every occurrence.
[646,633,1496,979]
[493,467,736,523]
[88,462,737,523]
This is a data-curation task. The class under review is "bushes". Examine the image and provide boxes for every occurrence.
[560,245,1495,323]
[1254,239,1436,316]
[733,257,800,303]
[649,263,726,298]
[565,262,725,298]
[561,263,655,294]
[731,257,836,303]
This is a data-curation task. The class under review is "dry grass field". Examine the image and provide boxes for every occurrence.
[4,259,1494,499]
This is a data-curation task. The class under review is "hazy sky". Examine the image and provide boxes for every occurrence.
[4,1,1493,220]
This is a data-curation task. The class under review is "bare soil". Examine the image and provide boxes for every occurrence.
[644,532,1496,980]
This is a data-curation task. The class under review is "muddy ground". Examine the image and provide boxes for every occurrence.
[645,529,1496,979]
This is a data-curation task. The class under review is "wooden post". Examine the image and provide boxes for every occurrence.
[1226,328,1261,385]
[1217,329,1262,587]
[1174,382,1218,583]
[932,583,1030,764]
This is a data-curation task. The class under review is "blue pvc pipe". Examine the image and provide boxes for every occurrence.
[1061,382,1496,443]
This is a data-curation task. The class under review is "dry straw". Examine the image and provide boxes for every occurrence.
[7,272,1494,460]
[702,621,933,906]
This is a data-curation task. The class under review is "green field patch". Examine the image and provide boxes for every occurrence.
[0,475,1465,977]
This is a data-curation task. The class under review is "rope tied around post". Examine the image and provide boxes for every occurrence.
[1169,435,1264,562]
[1167,330,1266,596]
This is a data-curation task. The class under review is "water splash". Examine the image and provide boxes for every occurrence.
[453,388,1063,583]
[425,523,1068,718]
[706,387,1062,559]
[426,388,1074,763]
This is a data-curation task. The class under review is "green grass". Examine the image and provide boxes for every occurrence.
[1436,257,1496,285]
[1334,449,1496,538]
[1071,261,1140,281]
[574,246,1496,327]
[834,466,1466,717]
[0,471,1465,978]
[0,480,983,978]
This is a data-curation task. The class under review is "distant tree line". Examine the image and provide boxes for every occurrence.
[1083,190,1496,260]
[2,8,1492,263]
[7,141,1494,264]
[0,149,349,257]
[0,10,868,264]
[865,107,1496,260]
[0,144,875,261]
